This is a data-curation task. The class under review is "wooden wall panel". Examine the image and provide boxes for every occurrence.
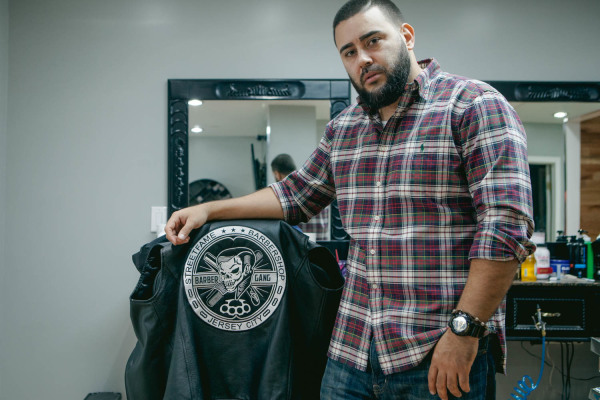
[580,115,600,239]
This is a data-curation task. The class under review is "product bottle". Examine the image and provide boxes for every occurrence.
[587,242,594,279]
[521,254,537,282]
[548,231,569,279]
[531,232,551,280]
[580,231,595,279]
[593,234,600,281]
[556,231,568,242]
[535,244,552,279]
[570,230,587,278]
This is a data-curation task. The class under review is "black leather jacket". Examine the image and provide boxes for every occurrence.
[125,220,344,400]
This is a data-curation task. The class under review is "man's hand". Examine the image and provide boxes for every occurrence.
[427,329,478,399]
[165,205,208,245]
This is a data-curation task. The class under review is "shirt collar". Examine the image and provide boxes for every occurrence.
[414,58,441,101]
[356,58,441,115]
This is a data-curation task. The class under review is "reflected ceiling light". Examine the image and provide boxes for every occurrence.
[563,117,569,123]
[553,111,567,119]
[266,125,271,135]
[191,125,203,133]
[188,99,203,106]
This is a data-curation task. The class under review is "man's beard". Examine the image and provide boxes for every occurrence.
[351,43,411,112]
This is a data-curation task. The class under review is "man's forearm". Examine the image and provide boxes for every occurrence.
[205,187,284,221]
[165,187,285,245]
[455,258,519,322]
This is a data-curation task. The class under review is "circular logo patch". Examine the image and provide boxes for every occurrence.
[183,225,286,331]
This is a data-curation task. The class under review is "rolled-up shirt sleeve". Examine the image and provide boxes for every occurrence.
[270,125,337,225]
[460,90,536,263]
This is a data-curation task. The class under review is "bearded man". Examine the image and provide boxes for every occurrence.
[165,1,535,398]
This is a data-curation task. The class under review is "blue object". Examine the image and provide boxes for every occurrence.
[508,306,547,400]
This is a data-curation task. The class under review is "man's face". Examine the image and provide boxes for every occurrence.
[272,170,284,182]
[334,7,411,111]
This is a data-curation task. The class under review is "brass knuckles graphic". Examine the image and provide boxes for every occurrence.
[220,299,252,317]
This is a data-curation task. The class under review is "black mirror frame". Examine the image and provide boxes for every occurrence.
[167,78,352,240]
[168,79,600,241]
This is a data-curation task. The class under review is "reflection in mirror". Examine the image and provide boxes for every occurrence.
[167,79,352,240]
[510,101,600,241]
[187,100,331,200]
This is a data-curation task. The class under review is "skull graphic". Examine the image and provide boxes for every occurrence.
[217,248,255,292]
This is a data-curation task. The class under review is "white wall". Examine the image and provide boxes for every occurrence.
[399,0,600,82]
[565,120,582,236]
[189,136,261,198]
[2,0,600,399]
[525,123,566,239]
[0,0,8,396]
[267,105,318,184]
[525,123,565,161]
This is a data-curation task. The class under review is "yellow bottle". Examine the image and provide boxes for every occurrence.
[521,254,537,282]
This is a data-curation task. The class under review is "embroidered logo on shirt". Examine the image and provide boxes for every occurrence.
[183,225,286,331]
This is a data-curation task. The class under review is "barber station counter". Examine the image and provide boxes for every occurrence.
[506,279,600,341]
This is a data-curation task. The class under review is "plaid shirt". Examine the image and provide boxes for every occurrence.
[271,59,535,375]
[297,206,330,241]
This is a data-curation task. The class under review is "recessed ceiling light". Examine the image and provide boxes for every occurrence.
[191,125,203,133]
[188,99,203,106]
[553,111,567,119]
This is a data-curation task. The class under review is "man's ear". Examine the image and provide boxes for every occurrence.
[400,23,416,51]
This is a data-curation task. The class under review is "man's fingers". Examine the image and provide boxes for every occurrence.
[177,221,194,242]
[165,212,188,245]
[436,371,449,400]
[165,228,176,244]
[165,220,179,242]
[458,369,471,394]
[446,373,462,398]
[427,365,438,395]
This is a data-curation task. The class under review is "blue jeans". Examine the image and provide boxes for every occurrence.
[320,336,496,400]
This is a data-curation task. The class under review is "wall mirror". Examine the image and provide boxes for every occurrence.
[167,79,352,240]
[487,81,600,241]
[168,79,600,242]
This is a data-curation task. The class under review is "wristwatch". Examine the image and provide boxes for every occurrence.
[448,309,487,338]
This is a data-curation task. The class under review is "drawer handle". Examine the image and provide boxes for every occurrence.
[541,312,561,318]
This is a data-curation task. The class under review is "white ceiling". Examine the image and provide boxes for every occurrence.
[510,102,600,124]
[188,100,600,138]
[188,100,330,138]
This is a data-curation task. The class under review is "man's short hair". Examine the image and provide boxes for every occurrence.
[271,154,297,175]
[333,0,405,41]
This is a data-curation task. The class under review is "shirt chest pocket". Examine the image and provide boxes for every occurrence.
[386,139,464,197]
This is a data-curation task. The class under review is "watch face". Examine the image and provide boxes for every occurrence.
[452,315,468,332]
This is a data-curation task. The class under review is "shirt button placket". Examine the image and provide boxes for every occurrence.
[371,178,383,298]
[369,248,378,290]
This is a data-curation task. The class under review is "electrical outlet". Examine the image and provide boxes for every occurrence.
[151,206,167,233]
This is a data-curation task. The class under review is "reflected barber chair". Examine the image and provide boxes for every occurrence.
[189,179,233,206]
